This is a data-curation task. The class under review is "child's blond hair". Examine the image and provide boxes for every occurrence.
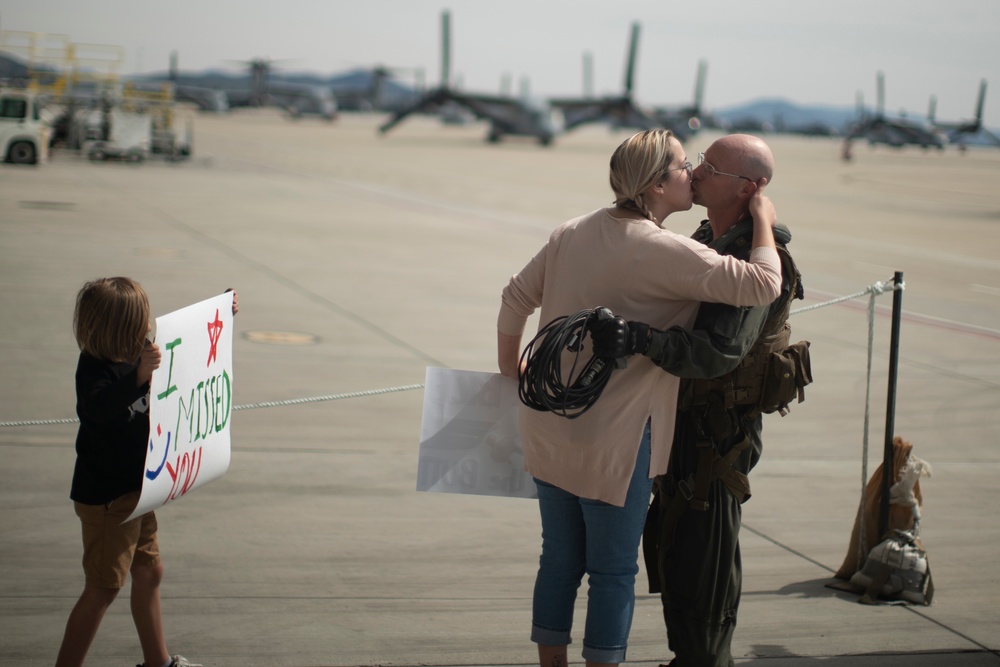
[73,277,150,363]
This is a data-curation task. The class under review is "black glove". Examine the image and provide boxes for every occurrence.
[590,315,651,358]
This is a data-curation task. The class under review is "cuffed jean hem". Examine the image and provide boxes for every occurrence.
[582,642,628,664]
[531,623,572,647]
[531,625,627,664]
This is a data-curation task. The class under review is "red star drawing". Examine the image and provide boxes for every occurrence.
[207,308,224,367]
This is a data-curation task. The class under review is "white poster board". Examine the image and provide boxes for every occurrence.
[127,292,235,520]
[417,367,536,499]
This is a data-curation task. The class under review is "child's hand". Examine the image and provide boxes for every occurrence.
[226,288,239,316]
[136,342,161,387]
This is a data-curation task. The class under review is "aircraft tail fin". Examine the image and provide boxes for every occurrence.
[623,22,639,97]
[692,59,707,113]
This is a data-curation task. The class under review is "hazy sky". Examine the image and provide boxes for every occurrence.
[3,0,999,127]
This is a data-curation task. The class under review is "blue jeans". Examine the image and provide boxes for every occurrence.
[530,423,653,664]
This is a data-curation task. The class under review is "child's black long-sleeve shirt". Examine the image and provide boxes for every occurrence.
[70,352,150,505]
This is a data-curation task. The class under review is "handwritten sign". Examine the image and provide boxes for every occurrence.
[127,292,235,521]
[417,367,536,499]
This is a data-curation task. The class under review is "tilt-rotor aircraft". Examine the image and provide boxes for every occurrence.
[222,57,338,120]
[549,23,706,142]
[845,71,944,150]
[132,53,337,120]
[928,79,1000,147]
[378,10,561,146]
[163,53,229,113]
[332,64,423,112]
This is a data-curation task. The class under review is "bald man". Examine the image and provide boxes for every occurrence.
[592,134,804,666]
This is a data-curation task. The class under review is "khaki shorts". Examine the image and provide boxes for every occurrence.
[74,490,160,589]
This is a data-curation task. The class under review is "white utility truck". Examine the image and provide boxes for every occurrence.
[0,89,50,165]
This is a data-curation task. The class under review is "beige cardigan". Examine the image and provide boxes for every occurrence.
[498,208,782,506]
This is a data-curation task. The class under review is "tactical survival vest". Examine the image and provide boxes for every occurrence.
[678,244,811,418]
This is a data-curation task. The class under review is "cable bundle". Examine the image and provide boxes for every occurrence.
[517,307,618,419]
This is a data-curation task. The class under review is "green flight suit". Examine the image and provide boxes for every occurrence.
[641,217,799,667]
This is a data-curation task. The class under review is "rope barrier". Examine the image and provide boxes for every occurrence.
[231,384,424,412]
[0,417,80,428]
[0,384,425,428]
[0,278,905,429]
[790,277,904,316]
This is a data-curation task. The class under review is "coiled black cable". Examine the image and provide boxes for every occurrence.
[517,307,618,419]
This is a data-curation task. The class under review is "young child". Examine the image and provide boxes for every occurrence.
[56,278,237,667]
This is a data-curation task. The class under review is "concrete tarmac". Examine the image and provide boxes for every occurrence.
[2,111,999,666]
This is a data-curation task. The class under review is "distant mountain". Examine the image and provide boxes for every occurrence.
[0,50,58,83]
[712,98,858,135]
[0,52,28,80]
[130,69,304,92]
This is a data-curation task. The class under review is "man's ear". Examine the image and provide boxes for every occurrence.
[738,180,759,199]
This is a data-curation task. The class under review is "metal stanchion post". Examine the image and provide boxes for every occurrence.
[879,271,904,538]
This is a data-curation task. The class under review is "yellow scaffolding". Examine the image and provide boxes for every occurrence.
[0,30,71,95]
[0,30,126,99]
[122,81,175,132]
[2,30,186,154]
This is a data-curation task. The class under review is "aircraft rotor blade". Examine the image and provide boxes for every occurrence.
[449,92,508,125]
[561,101,615,130]
[378,89,445,134]
[379,108,415,135]
[624,22,639,98]
[441,10,451,88]
[974,79,987,125]
[980,126,1000,147]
